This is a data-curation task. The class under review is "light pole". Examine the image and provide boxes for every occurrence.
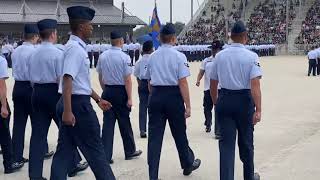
[191,0,194,21]
[170,0,173,23]
[286,0,289,53]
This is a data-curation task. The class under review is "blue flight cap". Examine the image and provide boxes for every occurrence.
[110,31,122,40]
[67,6,95,21]
[37,19,57,31]
[231,21,247,34]
[24,24,39,34]
[160,23,176,35]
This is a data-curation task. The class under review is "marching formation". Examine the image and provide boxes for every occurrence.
[0,6,263,180]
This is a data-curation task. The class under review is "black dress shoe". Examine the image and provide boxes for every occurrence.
[125,150,143,160]
[68,162,89,177]
[30,177,47,180]
[205,127,211,133]
[140,132,147,138]
[17,157,29,164]
[4,162,24,174]
[183,159,201,176]
[109,159,114,164]
[44,151,55,160]
[254,173,260,180]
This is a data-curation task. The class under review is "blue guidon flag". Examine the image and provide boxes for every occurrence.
[150,3,161,49]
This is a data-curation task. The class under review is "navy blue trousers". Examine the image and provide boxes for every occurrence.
[29,84,81,178]
[215,89,255,180]
[101,85,136,162]
[50,96,115,180]
[148,86,195,180]
[0,101,12,170]
[12,81,33,162]
[138,80,149,133]
[203,90,221,135]
[203,90,213,128]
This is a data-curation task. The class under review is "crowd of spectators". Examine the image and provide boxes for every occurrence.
[295,0,320,45]
[247,0,297,45]
[179,0,247,44]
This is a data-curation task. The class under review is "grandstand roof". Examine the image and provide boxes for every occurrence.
[0,0,146,26]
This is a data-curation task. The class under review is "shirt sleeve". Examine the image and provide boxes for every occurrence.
[145,60,151,80]
[210,60,218,80]
[0,57,8,79]
[63,47,82,79]
[200,58,206,70]
[133,60,140,78]
[56,51,64,78]
[177,53,191,79]
[123,55,133,77]
[250,55,263,79]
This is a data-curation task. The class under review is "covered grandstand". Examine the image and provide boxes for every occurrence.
[0,0,145,41]
[179,0,317,55]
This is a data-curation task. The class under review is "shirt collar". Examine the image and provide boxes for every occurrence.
[41,41,53,46]
[111,46,122,50]
[142,54,151,58]
[230,43,245,48]
[69,35,87,49]
[22,42,33,46]
[161,44,173,48]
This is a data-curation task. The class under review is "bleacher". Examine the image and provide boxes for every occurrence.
[178,0,245,44]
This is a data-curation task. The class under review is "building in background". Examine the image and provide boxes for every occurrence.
[0,0,145,42]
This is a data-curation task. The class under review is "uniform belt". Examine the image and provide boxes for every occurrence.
[15,80,30,84]
[105,85,125,88]
[33,83,58,87]
[220,88,250,95]
[151,86,179,90]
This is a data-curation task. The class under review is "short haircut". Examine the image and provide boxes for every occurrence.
[24,33,38,41]
[69,19,88,33]
[39,29,56,40]
[111,38,122,46]
[143,41,153,52]
[230,31,247,42]
[160,34,175,44]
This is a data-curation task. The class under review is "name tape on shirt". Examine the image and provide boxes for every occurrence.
[184,63,190,68]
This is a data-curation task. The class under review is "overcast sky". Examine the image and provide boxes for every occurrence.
[114,0,205,25]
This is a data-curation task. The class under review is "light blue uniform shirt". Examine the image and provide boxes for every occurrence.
[134,54,151,80]
[11,42,36,81]
[55,44,65,52]
[58,35,92,95]
[96,46,132,85]
[200,56,214,91]
[0,56,8,79]
[29,42,63,84]
[210,43,262,90]
[145,44,190,86]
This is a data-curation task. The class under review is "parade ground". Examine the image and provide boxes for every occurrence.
[0,55,320,180]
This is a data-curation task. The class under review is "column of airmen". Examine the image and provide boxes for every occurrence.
[85,41,141,69]
[173,44,276,62]
[0,6,263,180]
